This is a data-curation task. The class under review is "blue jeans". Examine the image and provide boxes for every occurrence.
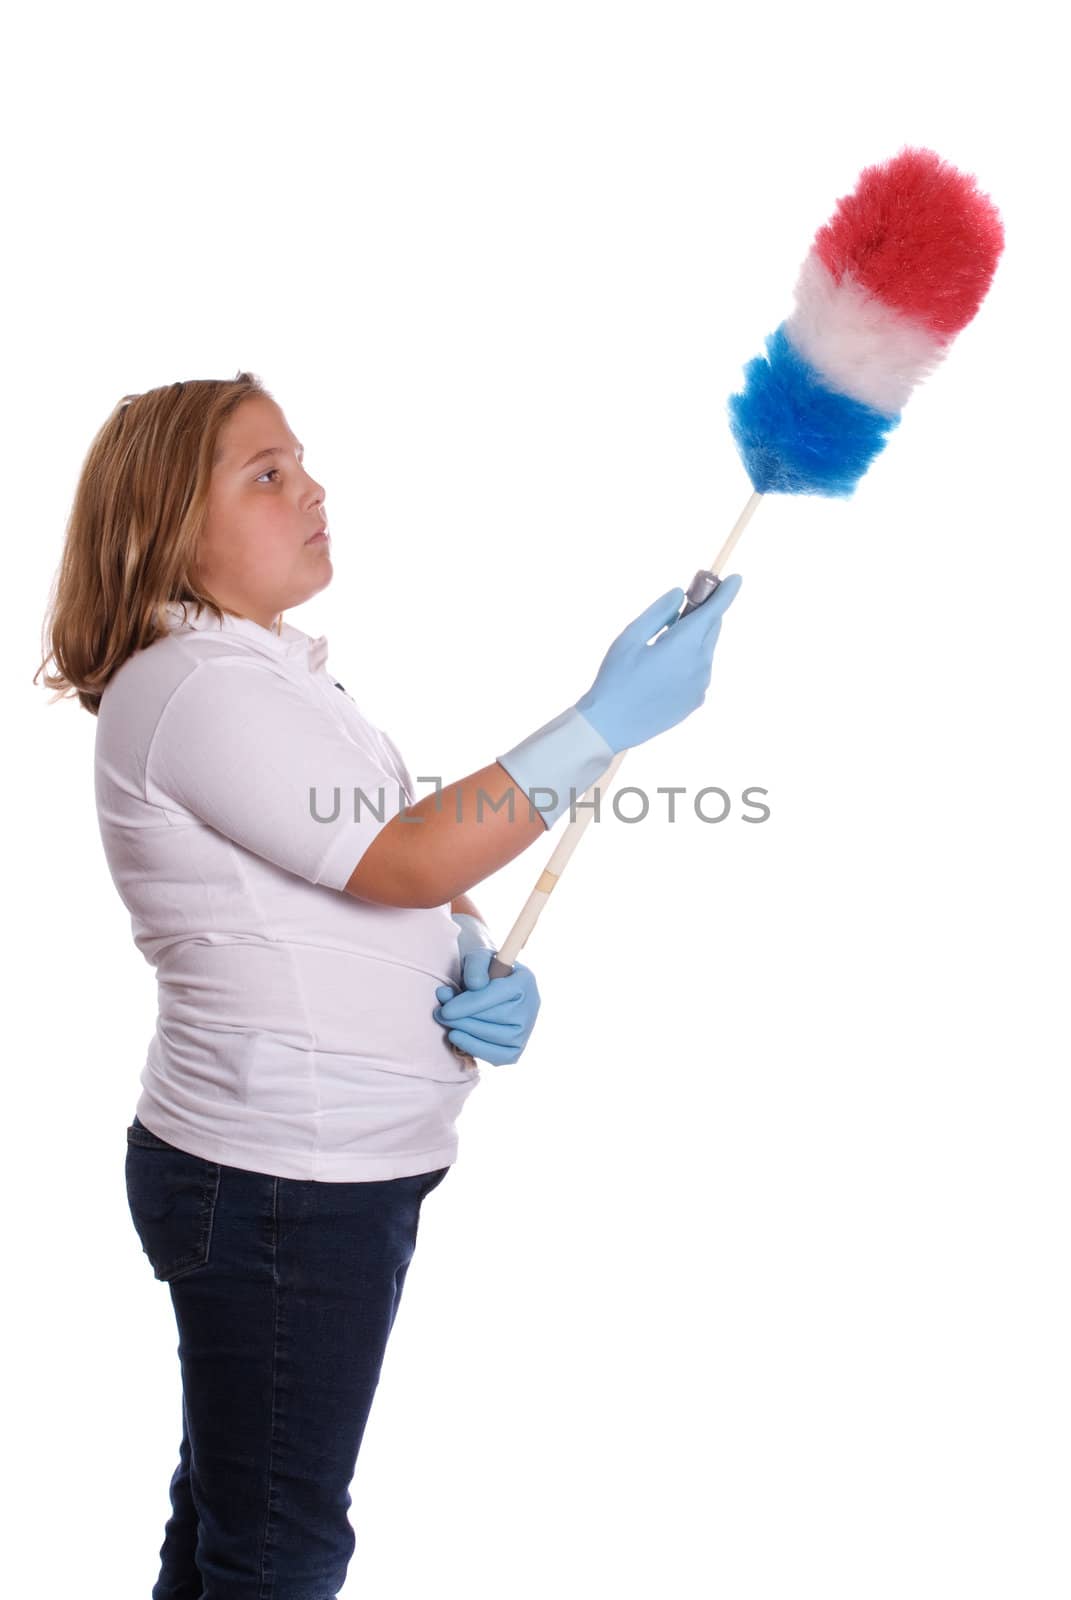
[125,1113,450,1599]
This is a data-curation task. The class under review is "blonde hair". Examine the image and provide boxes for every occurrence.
[35,370,274,715]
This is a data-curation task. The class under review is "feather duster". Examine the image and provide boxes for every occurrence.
[484,146,1005,984]
[727,146,1005,496]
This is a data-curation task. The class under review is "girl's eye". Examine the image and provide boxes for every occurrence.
[257,468,281,484]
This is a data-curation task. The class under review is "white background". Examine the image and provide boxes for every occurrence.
[7,2,1068,1595]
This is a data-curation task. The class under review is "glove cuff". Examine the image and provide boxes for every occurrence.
[452,911,497,961]
[495,706,616,830]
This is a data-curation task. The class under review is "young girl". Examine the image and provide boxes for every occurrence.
[38,372,741,1598]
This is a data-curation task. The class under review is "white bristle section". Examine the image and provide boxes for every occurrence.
[784,250,950,416]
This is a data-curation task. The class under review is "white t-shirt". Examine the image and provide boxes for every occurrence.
[95,599,481,1181]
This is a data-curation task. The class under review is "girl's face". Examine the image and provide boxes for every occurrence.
[194,394,332,630]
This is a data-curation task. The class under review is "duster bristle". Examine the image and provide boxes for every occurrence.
[729,326,900,497]
[728,145,1004,497]
[813,146,1005,339]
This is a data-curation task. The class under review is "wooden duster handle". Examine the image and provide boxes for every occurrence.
[487,489,764,981]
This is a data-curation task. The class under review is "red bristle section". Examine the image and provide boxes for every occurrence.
[812,146,1005,340]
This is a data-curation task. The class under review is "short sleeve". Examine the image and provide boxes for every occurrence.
[145,658,405,890]
[376,728,417,808]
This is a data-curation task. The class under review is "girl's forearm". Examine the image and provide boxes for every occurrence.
[344,762,547,908]
[450,891,487,923]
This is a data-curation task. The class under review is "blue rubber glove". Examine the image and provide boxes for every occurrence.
[496,576,742,827]
[574,574,743,753]
[434,923,541,1067]
[450,913,496,978]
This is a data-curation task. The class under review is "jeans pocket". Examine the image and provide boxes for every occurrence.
[125,1123,221,1282]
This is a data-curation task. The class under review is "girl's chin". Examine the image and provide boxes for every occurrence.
[293,560,333,604]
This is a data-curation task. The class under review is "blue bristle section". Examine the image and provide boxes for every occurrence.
[727,324,901,496]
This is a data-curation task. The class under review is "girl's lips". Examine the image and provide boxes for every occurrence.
[305,530,329,544]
